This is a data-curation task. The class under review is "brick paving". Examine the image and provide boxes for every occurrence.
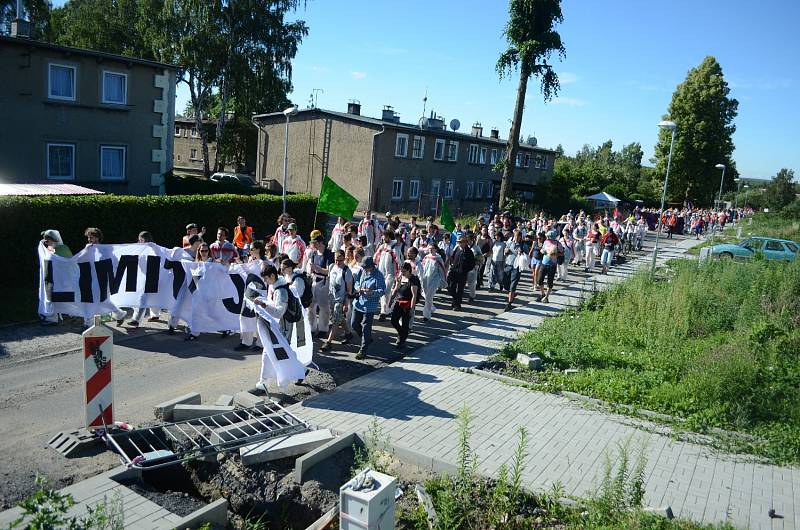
[289,238,798,530]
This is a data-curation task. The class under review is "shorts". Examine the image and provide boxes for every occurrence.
[530,257,541,268]
[600,248,614,266]
[537,264,556,289]
[329,300,346,325]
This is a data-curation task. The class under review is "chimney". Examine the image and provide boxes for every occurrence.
[471,122,483,137]
[490,128,499,140]
[381,105,399,123]
[347,100,361,115]
[10,0,31,38]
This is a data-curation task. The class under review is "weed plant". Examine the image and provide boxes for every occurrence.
[500,251,800,463]
[352,415,391,476]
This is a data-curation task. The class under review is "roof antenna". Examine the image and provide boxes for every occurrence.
[420,87,428,128]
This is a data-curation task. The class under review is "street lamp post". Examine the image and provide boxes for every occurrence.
[281,105,299,214]
[743,184,750,210]
[733,177,741,223]
[651,120,677,278]
[712,163,726,243]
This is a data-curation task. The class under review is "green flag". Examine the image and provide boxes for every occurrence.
[317,175,359,220]
[440,196,455,233]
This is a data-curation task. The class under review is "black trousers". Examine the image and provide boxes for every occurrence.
[477,259,487,287]
[447,272,467,308]
[391,303,411,342]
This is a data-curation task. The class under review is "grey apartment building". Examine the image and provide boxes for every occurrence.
[252,102,555,215]
[0,31,177,195]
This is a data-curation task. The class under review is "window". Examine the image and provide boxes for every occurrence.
[468,144,479,164]
[785,242,798,253]
[177,154,182,161]
[523,153,531,167]
[465,181,474,199]
[534,155,543,169]
[476,181,484,199]
[102,71,127,104]
[515,153,523,167]
[100,146,126,180]
[541,156,548,169]
[490,149,498,165]
[190,127,198,138]
[395,133,409,157]
[392,179,404,200]
[742,239,763,251]
[48,64,76,101]
[409,179,420,199]
[479,147,487,165]
[765,240,783,251]
[431,179,441,198]
[174,125,181,136]
[190,148,198,160]
[412,136,425,159]
[47,143,75,180]
[444,180,454,199]
[434,139,445,160]
[447,141,459,162]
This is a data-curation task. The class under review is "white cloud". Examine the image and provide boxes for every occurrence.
[558,71,579,84]
[551,96,588,107]
[311,65,331,73]
[351,71,367,80]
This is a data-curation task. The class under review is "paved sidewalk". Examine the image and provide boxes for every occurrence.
[289,239,798,530]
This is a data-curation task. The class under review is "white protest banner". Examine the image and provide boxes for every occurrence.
[38,243,262,334]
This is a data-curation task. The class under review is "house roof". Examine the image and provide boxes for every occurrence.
[0,35,179,70]
[586,192,620,203]
[0,183,105,196]
[252,107,556,153]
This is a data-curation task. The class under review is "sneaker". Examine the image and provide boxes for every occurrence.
[394,339,405,348]
[355,348,366,360]
[341,333,354,345]
[116,318,125,326]
[234,343,250,352]
[255,381,269,395]
[543,296,550,303]
[505,303,512,311]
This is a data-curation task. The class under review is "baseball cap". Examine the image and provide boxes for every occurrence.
[186,223,198,231]
[287,223,298,230]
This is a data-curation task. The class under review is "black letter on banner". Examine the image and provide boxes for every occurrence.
[164,260,186,299]
[79,261,94,302]
[144,255,161,293]
[94,255,139,301]
[45,261,75,302]
[222,274,244,314]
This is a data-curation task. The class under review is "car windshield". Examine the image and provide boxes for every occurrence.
[237,176,255,186]
[785,242,798,253]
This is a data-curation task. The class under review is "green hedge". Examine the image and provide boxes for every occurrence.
[164,172,276,196]
[1,193,317,319]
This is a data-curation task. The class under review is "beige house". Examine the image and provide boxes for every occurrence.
[0,32,177,195]
[252,102,556,215]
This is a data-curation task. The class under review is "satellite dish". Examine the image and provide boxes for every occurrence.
[450,119,461,131]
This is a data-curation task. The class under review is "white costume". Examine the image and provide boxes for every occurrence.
[420,250,446,320]
[374,241,399,316]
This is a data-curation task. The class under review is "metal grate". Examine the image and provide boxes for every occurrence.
[103,400,310,469]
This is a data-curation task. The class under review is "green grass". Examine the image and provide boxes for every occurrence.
[499,254,800,464]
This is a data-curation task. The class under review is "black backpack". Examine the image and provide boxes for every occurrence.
[276,284,303,323]
[292,272,313,308]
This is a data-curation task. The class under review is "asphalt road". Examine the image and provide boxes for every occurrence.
[0,232,687,509]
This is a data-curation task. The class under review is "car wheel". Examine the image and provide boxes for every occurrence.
[720,252,733,260]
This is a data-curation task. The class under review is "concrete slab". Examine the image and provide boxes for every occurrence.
[240,429,334,466]
[168,497,228,529]
[295,432,357,483]
[153,392,201,421]
[215,394,234,406]
[172,404,235,421]
[234,391,263,408]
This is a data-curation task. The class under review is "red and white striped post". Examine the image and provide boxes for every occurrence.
[82,316,114,430]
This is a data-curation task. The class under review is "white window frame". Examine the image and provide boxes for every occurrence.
[190,148,198,160]
[468,144,479,164]
[391,179,404,200]
[395,133,409,158]
[465,181,474,199]
[476,181,484,199]
[523,153,531,167]
[490,149,498,165]
[534,154,542,168]
[46,143,75,180]
[447,141,459,162]
[412,136,425,159]
[100,145,127,181]
[409,178,420,199]
[48,63,76,101]
[479,147,487,165]
[431,178,441,198]
[434,139,445,161]
[541,156,548,169]
[190,127,198,138]
[516,153,523,167]
[444,179,454,199]
[174,125,181,136]
[101,70,127,105]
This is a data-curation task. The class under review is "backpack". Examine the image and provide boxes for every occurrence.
[276,284,303,323]
[292,272,313,308]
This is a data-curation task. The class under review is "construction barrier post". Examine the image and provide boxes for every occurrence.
[82,315,114,430]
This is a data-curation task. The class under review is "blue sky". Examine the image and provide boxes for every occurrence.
[51,0,798,179]
[180,0,792,180]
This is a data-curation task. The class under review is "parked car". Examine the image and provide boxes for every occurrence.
[710,237,798,262]
[209,172,257,187]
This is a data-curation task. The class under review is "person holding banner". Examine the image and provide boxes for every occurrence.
[40,229,72,325]
[127,231,161,328]
[83,227,126,329]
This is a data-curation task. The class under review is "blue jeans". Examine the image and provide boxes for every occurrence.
[351,309,374,350]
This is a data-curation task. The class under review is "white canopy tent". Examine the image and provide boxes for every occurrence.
[586,191,620,209]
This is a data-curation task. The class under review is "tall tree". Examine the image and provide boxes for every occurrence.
[653,56,738,204]
[496,0,565,209]
[763,168,796,211]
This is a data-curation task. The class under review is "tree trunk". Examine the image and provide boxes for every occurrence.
[499,64,530,210]
[189,76,211,179]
